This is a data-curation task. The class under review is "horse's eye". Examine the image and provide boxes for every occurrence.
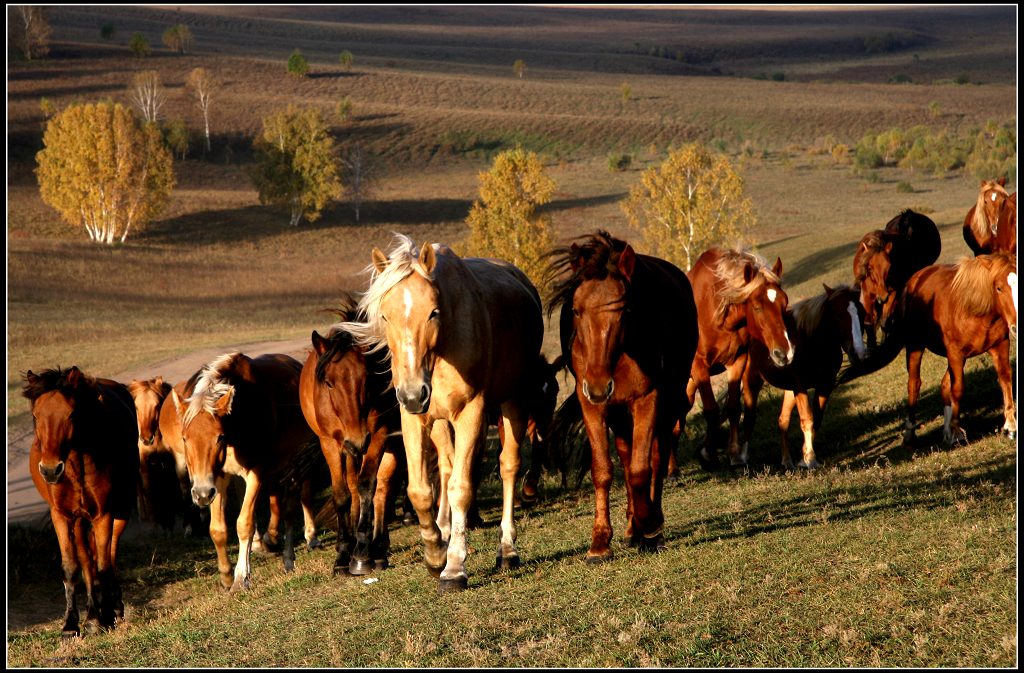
[325,378,335,389]
[429,308,440,321]
[572,308,581,318]
[380,314,389,324]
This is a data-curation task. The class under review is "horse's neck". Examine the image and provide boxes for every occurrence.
[435,256,490,364]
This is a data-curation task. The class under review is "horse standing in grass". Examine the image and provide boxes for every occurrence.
[685,247,794,470]
[545,231,698,562]
[128,377,176,528]
[853,209,941,346]
[752,284,867,470]
[300,298,404,575]
[171,352,322,591]
[900,252,1017,447]
[338,234,543,592]
[23,366,138,636]
[963,178,1011,256]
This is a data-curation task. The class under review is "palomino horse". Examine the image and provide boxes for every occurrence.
[300,298,404,575]
[853,209,941,346]
[545,231,698,561]
[23,366,138,636]
[752,284,867,470]
[157,373,208,536]
[338,234,544,592]
[963,178,1011,256]
[171,352,320,591]
[128,377,175,527]
[993,192,1017,255]
[901,252,1017,446]
[685,247,794,469]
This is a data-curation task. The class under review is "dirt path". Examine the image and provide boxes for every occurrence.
[6,337,312,528]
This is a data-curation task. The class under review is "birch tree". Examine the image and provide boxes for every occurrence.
[621,142,754,272]
[36,102,175,244]
[186,67,216,154]
[341,143,373,223]
[10,5,51,60]
[129,70,166,124]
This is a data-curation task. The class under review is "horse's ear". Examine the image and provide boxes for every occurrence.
[742,262,755,284]
[419,242,436,274]
[883,241,893,254]
[569,243,584,271]
[618,245,636,280]
[170,389,186,420]
[372,247,388,273]
[823,283,834,296]
[213,387,235,417]
[998,177,1007,187]
[772,257,783,278]
[312,330,328,356]
[154,376,163,387]
[66,366,82,388]
[233,354,255,382]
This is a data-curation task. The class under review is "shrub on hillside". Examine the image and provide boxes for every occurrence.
[607,152,632,172]
[287,49,309,77]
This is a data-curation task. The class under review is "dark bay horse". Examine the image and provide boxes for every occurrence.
[963,178,1011,256]
[545,231,698,561]
[901,252,1017,446]
[685,247,793,469]
[23,366,138,636]
[752,284,867,469]
[853,209,941,345]
[338,234,544,592]
[300,297,404,576]
[128,377,175,527]
[171,352,320,591]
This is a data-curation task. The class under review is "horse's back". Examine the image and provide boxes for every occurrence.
[885,209,941,270]
[632,254,699,379]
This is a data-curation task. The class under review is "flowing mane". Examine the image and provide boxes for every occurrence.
[971,179,1010,238]
[335,234,438,357]
[950,252,1017,318]
[22,366,97,401]
[184,352,241,425]
[544,230,631,318]
[711,249,781,323]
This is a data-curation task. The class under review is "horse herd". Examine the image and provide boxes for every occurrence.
[22,179,1017,636]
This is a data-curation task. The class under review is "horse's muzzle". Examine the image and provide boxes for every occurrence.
[191,483,217,508]
[770,348,794,368]
[38,461,65,485]
[343,432,372,458]
[141,435,156,446]
[582,379,614,405]
[397,384,431,415]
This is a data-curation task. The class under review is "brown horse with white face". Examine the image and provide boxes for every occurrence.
[23,366,138,636]
[128,377,173,526]
[901,252,1017,447]
[685,248,794,469]
[171,352,319,592]
[753,284,867,470]
[300,297,404,575]
[963,178,1011,256]
[546,231,698,562]
[338,234,543,592]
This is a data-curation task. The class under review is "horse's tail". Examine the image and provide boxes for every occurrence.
[544,392,591,489]
[836,311,906,386]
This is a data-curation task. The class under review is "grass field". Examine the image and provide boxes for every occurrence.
[5,5,1017,668]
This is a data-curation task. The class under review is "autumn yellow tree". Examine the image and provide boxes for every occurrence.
[621,142,754,272]
[186,67,217,154]
[249,105,342,226]
[462,147,554,290]
[36,102,175,244]
[162,23,193,54]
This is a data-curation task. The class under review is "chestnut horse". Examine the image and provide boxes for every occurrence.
[128,377,175,527]
[963,178,1011,256]
[901,252,1017,446]
[992,192,1017,255]
[171,352,320,591]
[752,284,867,470]
[300,298,404,575]
[545,231,698,562]
[685,247,794,469]
[853,209,941,346]
[23,366,138,636]
[338,234,544,592]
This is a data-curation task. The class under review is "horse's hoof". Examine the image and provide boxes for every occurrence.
[585,551,614,565]
[332,564,351,576]
[1006,430,1017,441]
[402,511,416,526]
[374,558,389,571]
[61,628,80,639]
[425,562,445,578]
[283,558,295,573]
[697,450,719,472]
[230,577,251,593]
[798,460,821,471]
[639,535,667,554]
[349,558,374,576]
[306,537,323,551]
[495,553,521,571]
[83,619,101,636]
[438,576,468,594]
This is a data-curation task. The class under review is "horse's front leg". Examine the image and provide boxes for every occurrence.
[692,367,721,470]
[580,395,613,563]
[794,391,820,470]
[231,470,262,592]
[401,412,447,577]
[628,392,663,551]
[89,511,122,631]
[349,425,389,575]
[206,475,233,590]
[941,353,968,447]
[300,478,321,550]
[320,437,353,573]
[431,420,455,544]
[989,340,1017,440]
[727,354,752,467]
[51,512,82,637]
[438,398,488,593]
[370,444,401,570]
[777,389,796,470]
[903,348,924,446]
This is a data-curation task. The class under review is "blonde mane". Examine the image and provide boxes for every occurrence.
[950,253,1016,318]
[971,180,1010,238]
[184,352,240,425]
[334,234,438,357]
[711,249,781,323]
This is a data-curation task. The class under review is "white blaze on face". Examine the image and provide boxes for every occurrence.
[991,192,999,202]
[1008,272,1018,316]
[767,288,777,304]
[403,288,414,320]
[847,301,867,359]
